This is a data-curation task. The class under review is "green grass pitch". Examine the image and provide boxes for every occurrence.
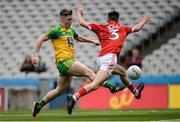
[0,109,180,121]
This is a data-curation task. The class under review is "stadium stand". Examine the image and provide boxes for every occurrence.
[0,0,180,77]
[143,33,180,75]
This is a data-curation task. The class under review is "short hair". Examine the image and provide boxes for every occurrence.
[108,10,119,22]
[60,9,72,16]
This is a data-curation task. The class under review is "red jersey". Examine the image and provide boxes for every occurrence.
[89,21,132,57]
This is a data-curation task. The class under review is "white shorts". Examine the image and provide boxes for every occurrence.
[96,53,117,75]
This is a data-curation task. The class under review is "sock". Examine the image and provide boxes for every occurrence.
[103,81,116,90]
[127,83,136,93]
[72,88,88,101]
[39,100,47,108]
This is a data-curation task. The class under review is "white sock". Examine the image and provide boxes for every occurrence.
[72,94,78,101]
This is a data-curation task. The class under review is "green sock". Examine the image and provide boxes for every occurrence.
[103,81,116,90]
[39,100,47,108]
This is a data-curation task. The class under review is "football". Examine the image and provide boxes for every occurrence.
[126,65,142,80]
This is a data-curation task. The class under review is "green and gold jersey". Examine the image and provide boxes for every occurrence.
[45,25,78,62]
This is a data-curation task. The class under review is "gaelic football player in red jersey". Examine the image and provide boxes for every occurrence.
[67,5,151,115]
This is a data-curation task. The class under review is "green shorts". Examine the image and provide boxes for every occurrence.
[56,58,74,76]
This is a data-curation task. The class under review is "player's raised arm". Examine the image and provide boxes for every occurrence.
[75,35,100,45]
[77,5,91,30]
[132,15,151,32]
[32,34,49,64]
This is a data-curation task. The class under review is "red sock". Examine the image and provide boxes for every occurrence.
[127,84,136,93]
[72,88,88,101]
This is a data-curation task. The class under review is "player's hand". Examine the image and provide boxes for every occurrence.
[140,15,151,23]
[77,5,84,16]
[32,56,40,65]
[92,40,100,46]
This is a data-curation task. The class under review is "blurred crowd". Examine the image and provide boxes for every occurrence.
[125,47,142,68]
[20,55,47,74]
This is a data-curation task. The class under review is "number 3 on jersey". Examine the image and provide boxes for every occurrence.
[109,29,120,40]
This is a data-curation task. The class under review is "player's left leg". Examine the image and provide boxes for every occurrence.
[32,75,72,117]
[112,64,144,99]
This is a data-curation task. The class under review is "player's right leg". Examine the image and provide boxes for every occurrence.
[113,64,144,99]
[32,75,72,117]
[67,69,110,115]
[67,54,117,115]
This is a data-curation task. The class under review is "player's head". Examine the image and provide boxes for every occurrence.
[107,10,119,22]
[60,9,73,28]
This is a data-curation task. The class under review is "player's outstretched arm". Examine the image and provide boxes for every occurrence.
[77,5,91,30]
[75,35,100,45]
[32,34,49,64]
[132,15,151,32]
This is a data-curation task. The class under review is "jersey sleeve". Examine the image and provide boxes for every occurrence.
[88,23,101,33]
[45,26,59,39]
[71,28,79,38]
[122,26,133,34]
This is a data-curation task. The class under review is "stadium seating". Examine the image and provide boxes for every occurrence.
[0,0,180,77]
[143,33,180,75]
